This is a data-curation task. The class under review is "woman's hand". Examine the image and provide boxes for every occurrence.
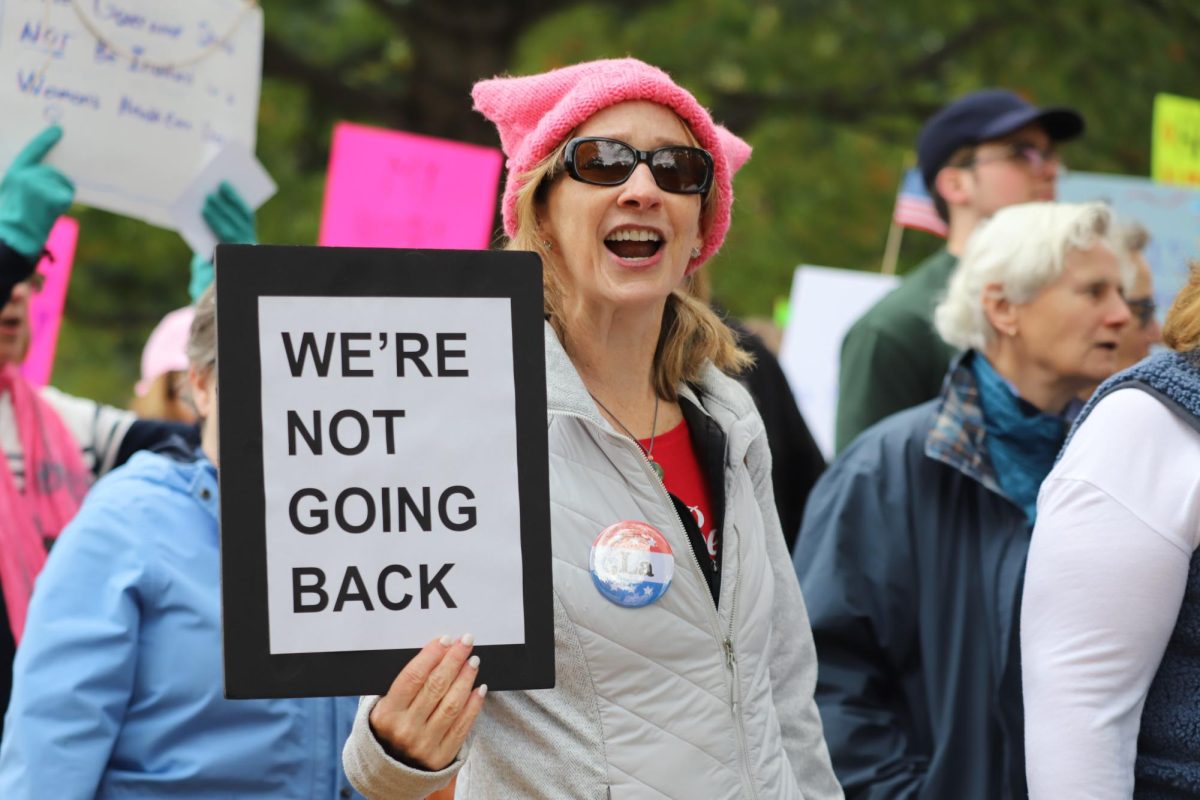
[368,633,487,771]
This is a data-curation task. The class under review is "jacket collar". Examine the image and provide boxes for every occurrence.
[924,350,1004,497]
[542,321,762,462]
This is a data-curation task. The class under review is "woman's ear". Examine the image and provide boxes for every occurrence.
[981,282,1018,338]
[188,365,215,419]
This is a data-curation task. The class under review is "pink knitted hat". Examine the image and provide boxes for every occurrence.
[472,58,751,270]
[135,306,194,396]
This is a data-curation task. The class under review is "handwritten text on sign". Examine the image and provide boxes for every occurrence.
[258,296,525,655]
[0,0,263,227]
[318,122,503,250]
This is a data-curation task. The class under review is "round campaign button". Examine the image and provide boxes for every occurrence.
[589,520,675,608]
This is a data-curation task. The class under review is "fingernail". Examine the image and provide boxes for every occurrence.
[460,633,475,647]
[438,634,453,647]
[467,655,480,669]
[477,684,488,698]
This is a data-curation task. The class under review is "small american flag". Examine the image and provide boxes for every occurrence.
[893,167,948,237]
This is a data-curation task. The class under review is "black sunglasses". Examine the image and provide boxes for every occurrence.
[1127,296,1157,328]
[563,137,714,195]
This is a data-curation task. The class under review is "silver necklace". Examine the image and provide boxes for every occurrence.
[589,391,664,480]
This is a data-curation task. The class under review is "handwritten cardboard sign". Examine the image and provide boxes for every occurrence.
[1152,92,1200,187]
[318,122,503,250]
[19,216,78,386]
[0,0,263,227]
[215,244,552,698]
[1058,171,1200,324]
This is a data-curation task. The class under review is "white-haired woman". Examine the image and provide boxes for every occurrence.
[793,202,1132,799]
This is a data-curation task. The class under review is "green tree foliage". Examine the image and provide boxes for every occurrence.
[49,0,1200,403]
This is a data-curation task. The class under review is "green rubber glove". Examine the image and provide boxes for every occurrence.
[202,180,256,246]
[188,252,214,304]
[189,181,256,303]
[0,126,75,260]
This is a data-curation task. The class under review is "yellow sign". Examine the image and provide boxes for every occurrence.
[1153,93,1200,187]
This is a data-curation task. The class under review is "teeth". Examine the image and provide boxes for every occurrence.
[606,229,661,242]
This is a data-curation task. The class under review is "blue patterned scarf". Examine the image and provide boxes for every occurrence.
[970,354,1070,526]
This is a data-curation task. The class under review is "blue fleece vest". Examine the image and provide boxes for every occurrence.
[1069,350,1200,798]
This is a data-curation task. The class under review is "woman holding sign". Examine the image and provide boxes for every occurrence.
[0,286,366,798]
[343,58,841,799]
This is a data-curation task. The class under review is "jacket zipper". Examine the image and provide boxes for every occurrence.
[724,523,757,800]
[561,410,759,799]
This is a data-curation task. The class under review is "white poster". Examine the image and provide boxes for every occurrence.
[0,0,263,226]
[779,265,899,460]
[257,296,526,655]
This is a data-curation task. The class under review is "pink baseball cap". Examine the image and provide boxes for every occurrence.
[471,57,751,271]
[135,306,194,396]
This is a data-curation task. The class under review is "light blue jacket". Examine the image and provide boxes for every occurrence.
[0,447,364,799]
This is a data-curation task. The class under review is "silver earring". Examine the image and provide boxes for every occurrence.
[543,239,553,251]
[690,246,701,259]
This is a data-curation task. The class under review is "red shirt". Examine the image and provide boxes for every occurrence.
[640,418,717,568]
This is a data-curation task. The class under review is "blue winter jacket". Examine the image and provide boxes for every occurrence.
[0,447,364,798]
[794,355,1030,799]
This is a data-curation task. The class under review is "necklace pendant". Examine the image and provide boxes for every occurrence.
[649,459,664,481]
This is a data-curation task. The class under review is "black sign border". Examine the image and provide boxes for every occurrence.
[216,244,553,698]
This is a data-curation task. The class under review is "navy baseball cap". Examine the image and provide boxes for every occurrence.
[917,88,1085,192]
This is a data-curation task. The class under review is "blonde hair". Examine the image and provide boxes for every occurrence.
[934,202,1132,351]
[505,132,750,400]
[129,371,196,423]
[1163,260,1200,353]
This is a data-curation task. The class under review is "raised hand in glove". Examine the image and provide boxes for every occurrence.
[202,180,256,246]
[189,181,257,302]
[0,126,75,261]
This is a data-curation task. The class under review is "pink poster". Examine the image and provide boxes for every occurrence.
[318,122,503,250]
[20,217,79,386]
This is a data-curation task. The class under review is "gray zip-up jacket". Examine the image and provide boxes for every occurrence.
[343,323,841,800]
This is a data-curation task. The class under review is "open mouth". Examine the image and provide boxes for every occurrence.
[1095,342,1117,351]
[604,228,663,260]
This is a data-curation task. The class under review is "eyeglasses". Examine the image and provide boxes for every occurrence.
[1127,296,1157,328]
[563,137,714,195]
[960,142,1062,174]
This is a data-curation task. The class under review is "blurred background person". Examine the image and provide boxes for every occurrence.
[691,267,826,550]
[835,89,1084,453]
[794,202,1132,799]
[0,129,255,738]
[1113,220,1163,369]
[1022,260,1200,798]
[0,285,365,798]
[343,58,841,800]
[129,305,197,424]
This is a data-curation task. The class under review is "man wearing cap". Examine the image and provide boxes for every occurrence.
[833,89,1084,452]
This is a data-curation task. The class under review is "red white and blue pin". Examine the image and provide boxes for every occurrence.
[589,520,675,608]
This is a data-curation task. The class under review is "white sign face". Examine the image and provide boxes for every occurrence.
[779,265,899,460]
[0,0,263,227]
[257,296,526,655]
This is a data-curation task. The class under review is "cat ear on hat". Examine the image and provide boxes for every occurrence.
[715,125,752,175]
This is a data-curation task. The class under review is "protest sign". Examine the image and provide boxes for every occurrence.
[20,216,78,386]
[215,245,553,698]
[1152,92,1200,187]
[778,265,899,459]
[318,122,504,250]
[1058,171,1200,323]
[0,0,263,227]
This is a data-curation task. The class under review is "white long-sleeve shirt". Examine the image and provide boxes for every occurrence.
[1022,387,1200,799]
